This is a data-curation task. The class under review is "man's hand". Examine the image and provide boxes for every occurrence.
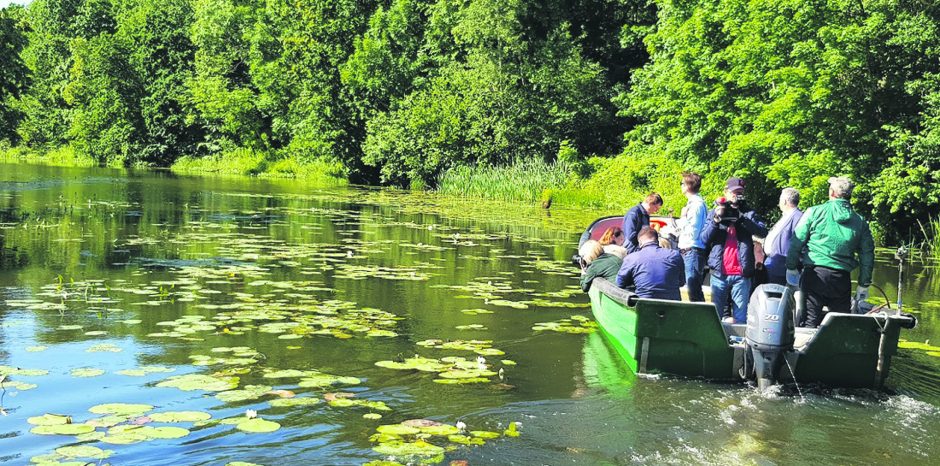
[713,205,725,223]
[786,269,800,287]
[855,286,869,303]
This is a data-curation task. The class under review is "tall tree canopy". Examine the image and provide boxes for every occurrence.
[2,0,939,241]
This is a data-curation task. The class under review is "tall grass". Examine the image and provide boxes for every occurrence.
[917,215,940,257]
[437,159,572,203]
[171,149,346,185]
[0,145,97,167]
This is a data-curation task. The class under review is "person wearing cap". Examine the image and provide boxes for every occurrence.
[700,177,769,323]
[579,240,624,292]
[762,188,803,285]
[676,172,708,302]
[622,193,664,254]
[785,176,874,327]
[616,226,685,300]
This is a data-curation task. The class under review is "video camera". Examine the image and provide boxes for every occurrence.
[714,195,743,224]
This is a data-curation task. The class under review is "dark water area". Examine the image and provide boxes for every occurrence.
[0,163,938,465]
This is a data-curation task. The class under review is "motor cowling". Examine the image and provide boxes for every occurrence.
[745,284,796,390]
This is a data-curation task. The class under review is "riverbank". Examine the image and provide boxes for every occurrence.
[4,145,936,250]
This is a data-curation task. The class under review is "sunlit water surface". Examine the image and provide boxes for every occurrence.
[1,164,939,465]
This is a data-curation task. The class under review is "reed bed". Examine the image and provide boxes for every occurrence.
[437,159,571,203]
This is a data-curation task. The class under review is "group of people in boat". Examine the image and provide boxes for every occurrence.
[579,173,875,328]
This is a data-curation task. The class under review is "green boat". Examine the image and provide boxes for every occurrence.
[587,278,917,389]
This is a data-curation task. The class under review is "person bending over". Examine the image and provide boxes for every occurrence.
[579,240,623,292]
[622,193,663,254]
[615,226,685,300]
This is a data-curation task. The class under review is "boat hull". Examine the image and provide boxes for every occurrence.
[588,278,915,388]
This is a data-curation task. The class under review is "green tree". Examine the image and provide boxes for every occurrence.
[361,0,627,186]
[621,0,940,240]
[14,0,86,148]
[63,34,140,162]
[248,0,379,176]
[0,5,29,144]
[187,0,265,151]
[113,0,201,165]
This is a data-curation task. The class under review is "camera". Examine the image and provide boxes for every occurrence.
[714,196,741,224]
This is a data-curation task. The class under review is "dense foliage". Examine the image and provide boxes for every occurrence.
[0,0,938,242]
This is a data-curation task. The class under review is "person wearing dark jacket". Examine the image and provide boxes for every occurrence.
[785,177,874,327]
[622,193,663,254]
[616,227,685,300]
[579,240,623,292]
[700,177,769,323]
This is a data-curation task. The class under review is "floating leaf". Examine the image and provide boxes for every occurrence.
[363,413,383,420]
[376,424,420,436]
[372,440,445,457]
[269,397,320,408]
[157,373,239,392]
[86,343,122,353]
[89,403,153,416]
[0,365,48,376]
[27,414,71,426]
[147,426,190,439]
[55,445,113,459]
[31,423,95,436]
[70,368,105,378]
[25,346,48,352]
[236,418,281,433]
[215,385,272,403]
[148,411,212,423]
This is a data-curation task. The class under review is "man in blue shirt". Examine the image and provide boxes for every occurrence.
[762,187,802,285]
[616,226,686,300]
[622,193,663,254]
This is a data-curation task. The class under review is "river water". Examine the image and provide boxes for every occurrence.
[0,164,938,465]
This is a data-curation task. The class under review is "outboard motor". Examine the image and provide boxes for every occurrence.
[745,284,796,390]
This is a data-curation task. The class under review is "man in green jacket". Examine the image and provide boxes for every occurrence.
[785,177,874,327]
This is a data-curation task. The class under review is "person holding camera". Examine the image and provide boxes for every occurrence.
[700,177,769,323]
[622,193,664,254]
[784,177,874,328]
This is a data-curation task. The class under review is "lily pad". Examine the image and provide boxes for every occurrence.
[269,397,320,408]
[236,418,281,433]
[148,411,212,423]
[55,445,113,459]
[89,403,153,416]
[157,373,239,392]
[376,424,420,436]
[31,423,96,436]
[27,414,71,426]
[70,368,105,377]
[0,365,48,376]
[147,426,190,439]
[372,440,445,457]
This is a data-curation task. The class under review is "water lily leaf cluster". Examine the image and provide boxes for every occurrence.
[375,355,501,384]
[532,315,598,334]
[370,419,507,463]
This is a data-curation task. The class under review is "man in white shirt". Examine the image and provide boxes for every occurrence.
[676,172,707,302]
